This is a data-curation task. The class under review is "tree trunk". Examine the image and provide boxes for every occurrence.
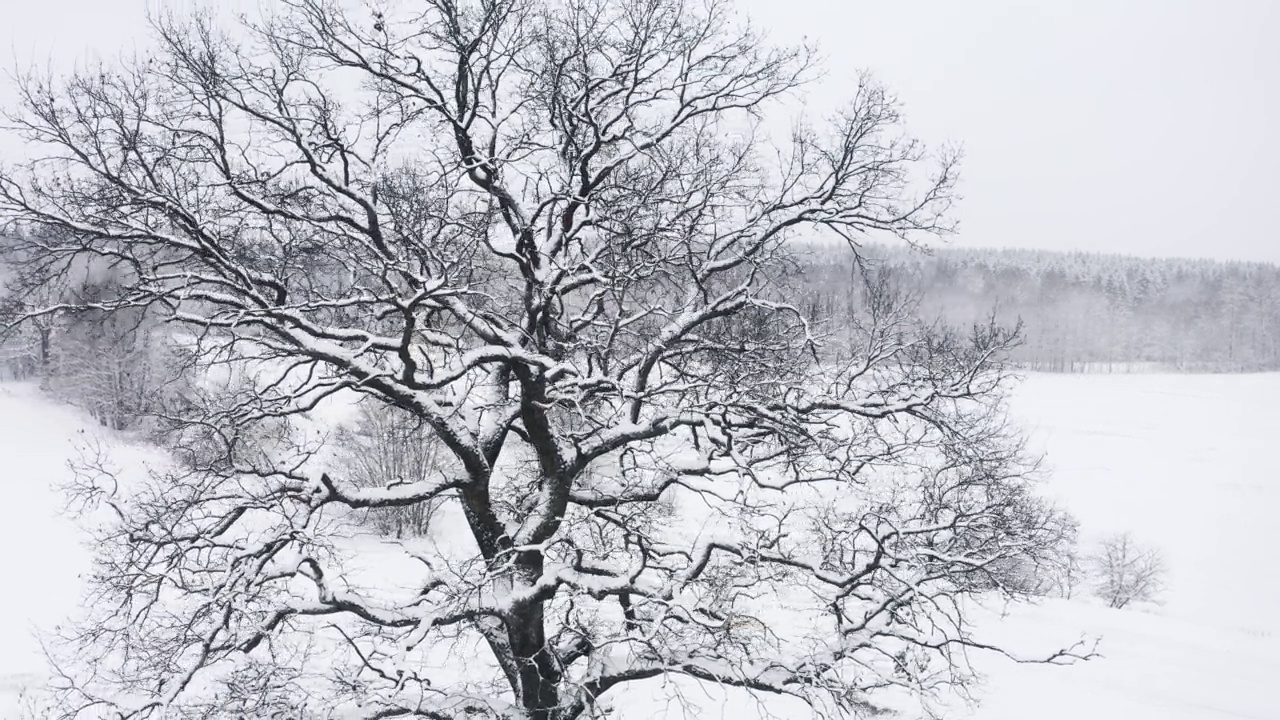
[510,553,561,719]
[38,326,51,370]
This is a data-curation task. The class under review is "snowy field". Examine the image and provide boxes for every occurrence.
[1,374,1277,719]
[956,373,1280,720]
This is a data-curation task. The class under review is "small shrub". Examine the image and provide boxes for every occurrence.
[335,403,448,538]
[1049,543,1085,599]
[1089,533,1165,609]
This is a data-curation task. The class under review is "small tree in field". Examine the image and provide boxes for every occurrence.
[1091,533,1165,609]
[1,0,1085,717]
[336,401,450,538]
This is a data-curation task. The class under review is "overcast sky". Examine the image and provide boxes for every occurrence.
[2,0,1276,263]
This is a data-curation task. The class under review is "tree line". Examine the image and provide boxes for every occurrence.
[795,243,1280,372]
[7,237,1276,431]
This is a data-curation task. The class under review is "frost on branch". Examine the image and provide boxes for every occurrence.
[1,0,1083,717]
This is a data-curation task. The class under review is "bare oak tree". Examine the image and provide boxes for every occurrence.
[0,0,1083,717]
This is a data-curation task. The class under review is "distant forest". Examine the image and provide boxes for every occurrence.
[797,244,1280,372]
[3,239,1279,386]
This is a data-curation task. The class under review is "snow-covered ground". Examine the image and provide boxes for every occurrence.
[0,383,94,718]
[957,373,1280,720]
[1,374,1277,719]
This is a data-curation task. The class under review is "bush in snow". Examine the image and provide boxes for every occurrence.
[336,402,449,539]
[1090,533,1166,609]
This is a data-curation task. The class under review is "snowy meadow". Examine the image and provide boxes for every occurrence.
[3,372,1276,719]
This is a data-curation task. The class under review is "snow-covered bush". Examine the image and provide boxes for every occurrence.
[335,402,449,538]
[1090,533,1166,609]
[45,307,177,431]
[1,246,190,430]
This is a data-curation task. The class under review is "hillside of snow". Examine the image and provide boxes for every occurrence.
[1,374,1277,719]
[958,373,1280,720]
[0,384,92,717]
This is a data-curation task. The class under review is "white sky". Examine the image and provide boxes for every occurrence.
[2,0,1276,263]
